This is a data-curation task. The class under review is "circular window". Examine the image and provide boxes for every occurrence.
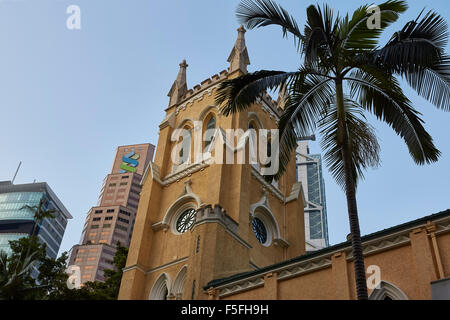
[252,217,267,244]
[176,208,196,233]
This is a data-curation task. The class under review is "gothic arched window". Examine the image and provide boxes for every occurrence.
[204,116,216,151]
[248,121,259,170]
[149,273,170,300]
[179,128,192,164]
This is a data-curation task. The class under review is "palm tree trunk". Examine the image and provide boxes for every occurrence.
[342,149,368,300]
[24,222,37,264]
[335,80,369,300]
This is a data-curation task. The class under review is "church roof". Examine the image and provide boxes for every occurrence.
[205,208,450,289]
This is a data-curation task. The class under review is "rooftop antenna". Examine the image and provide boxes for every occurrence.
[11,161,22,184]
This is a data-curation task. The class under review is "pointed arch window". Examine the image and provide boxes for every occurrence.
[204,116,216,151]
[173,266,187,300]
[248,121,259,171]
[369,281,409,300]
[149,274,170,300]
[179,128,192,165]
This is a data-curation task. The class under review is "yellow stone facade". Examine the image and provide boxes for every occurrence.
[118,27,450,300]
[118,27,306,300]
[205,213,450,300]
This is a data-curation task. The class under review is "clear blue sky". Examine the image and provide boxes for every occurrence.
[0,0,449,255]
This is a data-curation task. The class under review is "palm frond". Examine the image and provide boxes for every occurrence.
[374,10,450,110]
[237,0,303,48]
[340,0,408,51]
[320,98,380,190]
[0,250,8,280]
[404,56,450,110]
[21,198,56,222]
[215,70,296,116]
[274,71,335,180]
[346,69,440,164]
[303,4,340,65]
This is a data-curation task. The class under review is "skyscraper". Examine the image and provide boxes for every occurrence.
[68,143,154,283]
[0,180,72,277]
[296,140,329,251]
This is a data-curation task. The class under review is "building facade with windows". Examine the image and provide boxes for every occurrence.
[118,27,450,300]
[205,209,450,300]
[119,27,306,300]
[0,180,72,276]
[68,143,154,283]
[296,140,329,251]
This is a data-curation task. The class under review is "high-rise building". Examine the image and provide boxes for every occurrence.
[68,143,154,283]
[0,180,72,277]
[296,140,329,251]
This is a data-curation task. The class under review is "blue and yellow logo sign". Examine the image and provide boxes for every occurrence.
[119,149,140,173]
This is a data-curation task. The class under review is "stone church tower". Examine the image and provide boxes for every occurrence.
[118,27,306,300]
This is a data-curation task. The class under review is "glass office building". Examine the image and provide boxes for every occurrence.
[296,141,330,251]
[0,181,72,275]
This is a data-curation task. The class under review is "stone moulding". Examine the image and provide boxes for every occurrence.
[250,166,305,206]
[256,96,280,121]
[218,276,265,298]
[209,215,450,297]
[250,166,284,202]
[273,238,290,248]
[141,159,305,205]
[215,254,332,298]
[151,180,203,233]
[285,181,306,206]
[434,218,450,235]
[162,162,209,186]
[123,257,189,276]
[276,257,332,281]
[141,161,210,188]
[159,111,176,130]
[146,257,189,275]
[347,232,412,260]
[349,216,450,260]
[249,191,289,248]
[193,204,251,249]
[151,221,169,232]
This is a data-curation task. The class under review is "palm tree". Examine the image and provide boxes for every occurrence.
[0,249,40,300]
[20,197,58,272]
[215,0,450,299]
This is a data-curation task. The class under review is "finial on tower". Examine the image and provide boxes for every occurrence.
[168,59,188,107]
[227,25,250,74]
